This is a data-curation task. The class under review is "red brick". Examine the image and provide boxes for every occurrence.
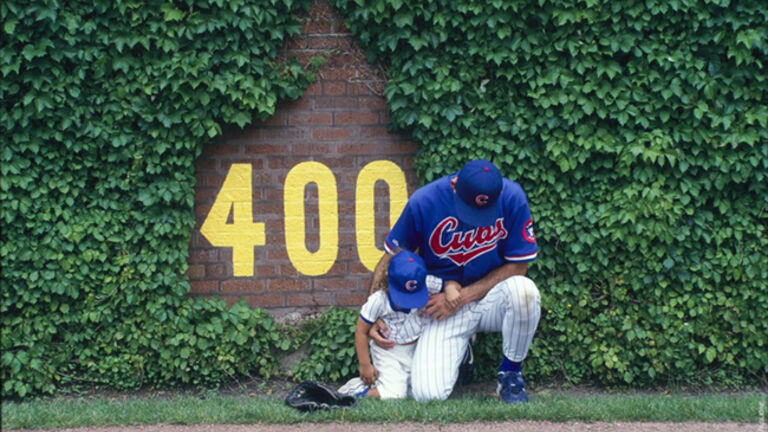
[318,156,356,169]
[221,295,239,307]
[189,249,219,263]
[257,127,309,141]
[337,189,355,201]
[260,114,288,127]
[326,53,363,69]
[266,156,314,170]
[199,174,225,187]
[189,280,218,294]
[383,142,419,154]
[186,265,206,280]
[285,36,308,50]
[281,97,313,111]
[210,144,241,156]
[244,144,287,155]
[334,112,379,125]
[338,247,358,260]
[357,97,389,110]
[308,35,351,49]
[311,128,353,140]
[196,158,217,171]
[302,20,331,34]
[258,202,284,216]
[278,263,300,277]
[304,82,322,96]
[319,68,358,80]
[268,279,311,292]
[264,220,284,232]
[221,279,265,293]
[324,261,348,276]
[348,261,374,275]
[314,97,358,110]
[286,292,334,307]
[291,142,336,154]
[194,188,216,204]
[267,248,290,260]
[356,127,390,139]
[255,264,277,277]
[314,277,359,291]
[334,292,368,307]
[220,249,232,261]
[264,188,284,201]
[323,82,346,96]
[244,294,284,308]
[289,113,332,125]
[334,21,349,34]
[206,264,226,279]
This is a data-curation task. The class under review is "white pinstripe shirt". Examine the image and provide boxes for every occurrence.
[359,291,426,345]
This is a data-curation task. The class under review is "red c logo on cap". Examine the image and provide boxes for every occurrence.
[475,194,489,206]
[405,280,418,291]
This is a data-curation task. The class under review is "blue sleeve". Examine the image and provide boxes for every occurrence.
[384,200,420,254]
[501,186,538,262]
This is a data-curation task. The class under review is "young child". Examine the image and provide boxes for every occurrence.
[338,250,460,399]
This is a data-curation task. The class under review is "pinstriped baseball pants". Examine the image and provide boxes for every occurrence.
[410,275,542,401]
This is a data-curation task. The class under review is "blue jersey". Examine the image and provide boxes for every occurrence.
[384,174,537,287]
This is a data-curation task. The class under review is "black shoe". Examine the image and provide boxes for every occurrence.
[457,338,475,386]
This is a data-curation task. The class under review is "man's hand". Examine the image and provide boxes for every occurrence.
[368,319,395,349]
[360,362,378,386]
[422,292,458,321]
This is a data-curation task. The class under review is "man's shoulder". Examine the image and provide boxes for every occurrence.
[410,175,452,203]
[500,178,528,202]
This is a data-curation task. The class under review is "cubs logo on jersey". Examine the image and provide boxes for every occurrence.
[428,216,508,266]
[522,219,536,244]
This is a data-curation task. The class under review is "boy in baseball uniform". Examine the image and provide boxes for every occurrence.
[338,250,460,399]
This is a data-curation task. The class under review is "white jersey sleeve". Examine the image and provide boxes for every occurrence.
[360,291,387,324]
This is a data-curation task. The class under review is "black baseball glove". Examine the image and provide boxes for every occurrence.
[284,380,357,412]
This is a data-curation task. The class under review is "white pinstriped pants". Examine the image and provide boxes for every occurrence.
[410,275,541,401]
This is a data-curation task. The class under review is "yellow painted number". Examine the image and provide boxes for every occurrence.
[200,163,265,276]
[284,161,339,276]
[355,160,408,271]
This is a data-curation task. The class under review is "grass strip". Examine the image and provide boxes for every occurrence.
[3,392,765,430]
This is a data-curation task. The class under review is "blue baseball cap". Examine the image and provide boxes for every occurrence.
[453,159,503,227]
[387,250,428,309]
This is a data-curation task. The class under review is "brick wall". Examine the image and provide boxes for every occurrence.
[188,0,418,317]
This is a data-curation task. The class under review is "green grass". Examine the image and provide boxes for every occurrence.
[3,392,765,429]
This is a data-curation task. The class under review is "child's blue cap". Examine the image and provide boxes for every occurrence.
[387,250,428,309]
[453,159,503,227]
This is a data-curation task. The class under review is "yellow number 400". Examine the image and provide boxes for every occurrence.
[200,161,407,277]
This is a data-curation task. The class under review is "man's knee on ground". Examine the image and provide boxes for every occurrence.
[411,380,453,402]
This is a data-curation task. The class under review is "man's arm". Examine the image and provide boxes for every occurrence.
[422,262,528,321]
[458,261,528,306]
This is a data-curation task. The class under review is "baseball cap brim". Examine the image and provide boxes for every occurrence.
[388,280,429,309]
[453,191,502,227]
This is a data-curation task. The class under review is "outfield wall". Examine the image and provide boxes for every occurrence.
[188,0,418,315]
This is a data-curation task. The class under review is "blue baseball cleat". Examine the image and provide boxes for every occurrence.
[496,370,529,404]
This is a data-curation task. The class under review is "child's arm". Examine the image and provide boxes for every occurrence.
[355,316,378,386]
[444,280,463,310]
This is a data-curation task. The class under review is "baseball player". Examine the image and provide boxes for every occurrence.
[369,159,541,403]
[338,250,460,399]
